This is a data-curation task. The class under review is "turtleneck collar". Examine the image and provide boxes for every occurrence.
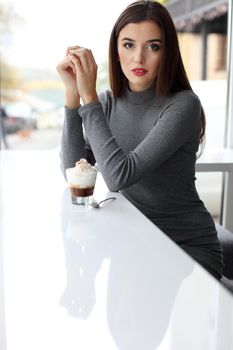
[122,85,156,105]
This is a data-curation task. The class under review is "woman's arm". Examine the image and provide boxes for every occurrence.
[56,46,81,108]
[57,47,95,178]
[78,92,201,191]
[60,107,96,178]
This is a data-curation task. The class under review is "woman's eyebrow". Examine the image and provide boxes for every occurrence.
[146,38,162,43]
[121,37,135,42]
[121,37,162,43]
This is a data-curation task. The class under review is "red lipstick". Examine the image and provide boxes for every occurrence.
[131,68,148,76]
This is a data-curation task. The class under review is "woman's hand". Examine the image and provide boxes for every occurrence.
[56,46,81,108]
[69,48,99,105]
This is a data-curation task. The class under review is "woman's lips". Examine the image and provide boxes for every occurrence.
[131,68,148,76]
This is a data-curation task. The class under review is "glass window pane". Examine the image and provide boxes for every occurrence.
[0,0,130,151]
[166,0,229,222]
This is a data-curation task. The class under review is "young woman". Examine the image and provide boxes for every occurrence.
[57,0,223,279]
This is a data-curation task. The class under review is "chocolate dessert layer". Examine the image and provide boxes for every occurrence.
[70,186,94,197]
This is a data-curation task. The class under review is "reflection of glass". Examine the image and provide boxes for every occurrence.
[60,188,194,349]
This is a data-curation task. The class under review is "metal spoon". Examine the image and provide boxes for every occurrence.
[89,197,116,208]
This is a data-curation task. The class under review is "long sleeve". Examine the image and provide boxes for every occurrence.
[60,107,95,179]
[74,89,224,280]
[78,91,201,192]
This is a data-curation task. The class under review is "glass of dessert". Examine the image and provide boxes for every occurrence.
[66,159,98,206]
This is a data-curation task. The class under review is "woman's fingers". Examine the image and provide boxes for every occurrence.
[65,45,81,56]
[57,56,74,75]
[57,56,71,71]
[87,49,98,70]
[69,52,82,72]
[67,47,98,104]
[66,46,83,73]
[66,48,98,79]
[57,47,81,106]
[77,50,90,72]
[70,47,96,72]
[63,45,92,72]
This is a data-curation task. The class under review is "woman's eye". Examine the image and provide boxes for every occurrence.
[123,42,134,49]
[147,43,160,51]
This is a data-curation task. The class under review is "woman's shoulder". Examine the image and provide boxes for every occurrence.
[98,89,114,104]
[159,89,201,126]
[170,89,201,107]
[97,89,114,117]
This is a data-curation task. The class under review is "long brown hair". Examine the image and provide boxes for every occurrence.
[108,0,205,146]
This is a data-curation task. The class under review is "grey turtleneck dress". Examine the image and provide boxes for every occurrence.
[60,86,223,279]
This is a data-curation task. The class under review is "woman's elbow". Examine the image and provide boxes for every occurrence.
[104,178,127,192]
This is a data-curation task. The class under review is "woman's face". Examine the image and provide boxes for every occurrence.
[117,20,162,92]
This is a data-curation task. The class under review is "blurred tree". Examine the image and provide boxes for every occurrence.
[0,0,23,90]
[0,1,23,45]
[1,58,21,89]
[156,0,169,4]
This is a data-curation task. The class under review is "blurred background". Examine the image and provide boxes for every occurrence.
[0,0,229,221]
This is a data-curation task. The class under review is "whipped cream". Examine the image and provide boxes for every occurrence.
[66,159,97,188]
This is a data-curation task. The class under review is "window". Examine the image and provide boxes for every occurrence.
[166,0,229,222]
[0,0,130,151]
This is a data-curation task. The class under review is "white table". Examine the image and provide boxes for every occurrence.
[1,150,233,350]
[196,147,233,231]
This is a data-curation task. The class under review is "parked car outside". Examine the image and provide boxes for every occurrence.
[4,102,38,134]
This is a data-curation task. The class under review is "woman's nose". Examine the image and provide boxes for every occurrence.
[134,48,145,64]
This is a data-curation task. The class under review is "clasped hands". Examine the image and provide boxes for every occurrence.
[57,46,99,106]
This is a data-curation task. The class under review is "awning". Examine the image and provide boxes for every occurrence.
[166,0,228,30]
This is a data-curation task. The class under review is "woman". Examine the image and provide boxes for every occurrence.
[57,0,223,279]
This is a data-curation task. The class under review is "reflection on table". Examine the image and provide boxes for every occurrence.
[0,150,233,350]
